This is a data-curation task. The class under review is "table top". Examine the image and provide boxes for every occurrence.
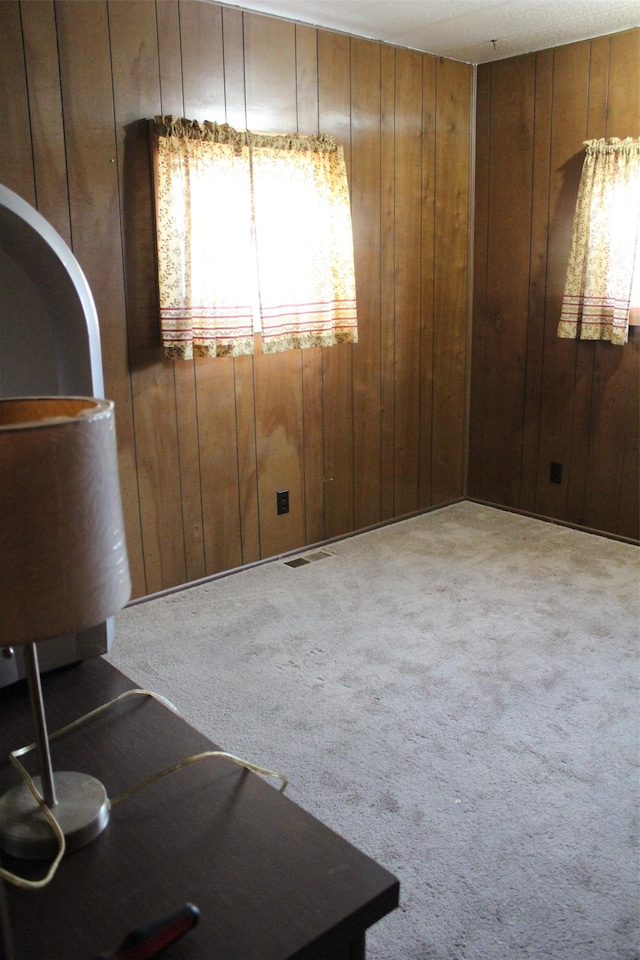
[0,657,399,959]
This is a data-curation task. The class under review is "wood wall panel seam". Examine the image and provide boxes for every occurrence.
[0,2,35,202]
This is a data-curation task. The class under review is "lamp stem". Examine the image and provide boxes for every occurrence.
[23,643,57,808]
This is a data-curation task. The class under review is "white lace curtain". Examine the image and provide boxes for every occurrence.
[151,117,358,359]
[558,137,640,346]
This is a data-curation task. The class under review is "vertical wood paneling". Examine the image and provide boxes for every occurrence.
[351,38,382,530]
[178,0,225,117]
[519,48,553,511]
[471,28,639,541]
[481,56,535,506]
[301,346,325,546]
[20,1,71,242]
[221,6,246,126]
[564,37,609,527]
[197,358,244,575]
[610,29,640,538]
[432,57,471,503]
[222,6,260,565]
[393,48,424,516]
[253,337,306,561]
[4,0,476,601]
[56,0,145,594]
[0,2,34,201]
[245,13,306,559]
[606,27,640,135]
[295,24,319,135]
[181,1,243,577]
[418,55,437,508]
[586,36,611,135]
[109,0,186,596]
[535,41,591,520]
[244,13,297,131]
[318,31,355,539]
[583,347,631,531]
[581,29,640,536]
[156,1,184,117]
[295,24,326,547]
[467,64,490,498]
[379,45,397,522]
[234,349,261,566]
[156,0,207,584]
[618,338,640,537]
[5,0,635,610]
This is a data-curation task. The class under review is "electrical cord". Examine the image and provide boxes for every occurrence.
[111,750,288,804]
[0,775,65,891]
[0,688,288,891]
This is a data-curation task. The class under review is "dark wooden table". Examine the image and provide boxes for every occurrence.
[0,657,399,959]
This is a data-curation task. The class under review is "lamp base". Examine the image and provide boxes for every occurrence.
[0,771,109,860]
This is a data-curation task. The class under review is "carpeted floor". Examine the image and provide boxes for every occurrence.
[108,501,640,960]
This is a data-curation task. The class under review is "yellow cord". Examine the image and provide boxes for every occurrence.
[0,762,66,890]
[1,688,287,890]
[110,750,288,805]
[9,688,181,764]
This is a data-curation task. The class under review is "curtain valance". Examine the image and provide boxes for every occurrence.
[153,116,340,154]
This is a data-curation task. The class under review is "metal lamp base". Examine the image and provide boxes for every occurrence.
[0,771,109,860]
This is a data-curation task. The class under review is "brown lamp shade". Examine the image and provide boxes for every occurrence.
[0,397,131,646]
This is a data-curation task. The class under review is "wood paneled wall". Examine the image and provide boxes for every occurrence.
[0,1,472,598]
[470,29,639,541]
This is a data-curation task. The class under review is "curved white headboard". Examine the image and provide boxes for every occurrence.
[0,183,104,398]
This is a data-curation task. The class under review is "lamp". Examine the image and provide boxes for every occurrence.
[0,397,131,859]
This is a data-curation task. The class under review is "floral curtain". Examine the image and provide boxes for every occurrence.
[152,117,358,359]
[558,137,640,346]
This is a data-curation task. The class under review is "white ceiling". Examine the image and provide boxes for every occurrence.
[217,0,640,63]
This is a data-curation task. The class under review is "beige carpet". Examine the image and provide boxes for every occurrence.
[108,501,640,960]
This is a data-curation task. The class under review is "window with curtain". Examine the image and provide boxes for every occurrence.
[151,116,358,360]
[557,137,640,346]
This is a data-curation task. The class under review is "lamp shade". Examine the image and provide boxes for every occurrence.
[0,397,131,646]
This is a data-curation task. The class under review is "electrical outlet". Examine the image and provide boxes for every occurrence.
[277,489,289,515]
[550,462,563,484]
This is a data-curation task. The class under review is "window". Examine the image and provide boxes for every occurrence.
[558,137,640,345]
[151,117,358,360]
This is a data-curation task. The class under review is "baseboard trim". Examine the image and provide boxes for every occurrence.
[127,495,637,607]
[466,497,640,547]
[126,498,466,607]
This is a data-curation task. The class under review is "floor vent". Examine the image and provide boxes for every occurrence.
[284,550,333,568]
